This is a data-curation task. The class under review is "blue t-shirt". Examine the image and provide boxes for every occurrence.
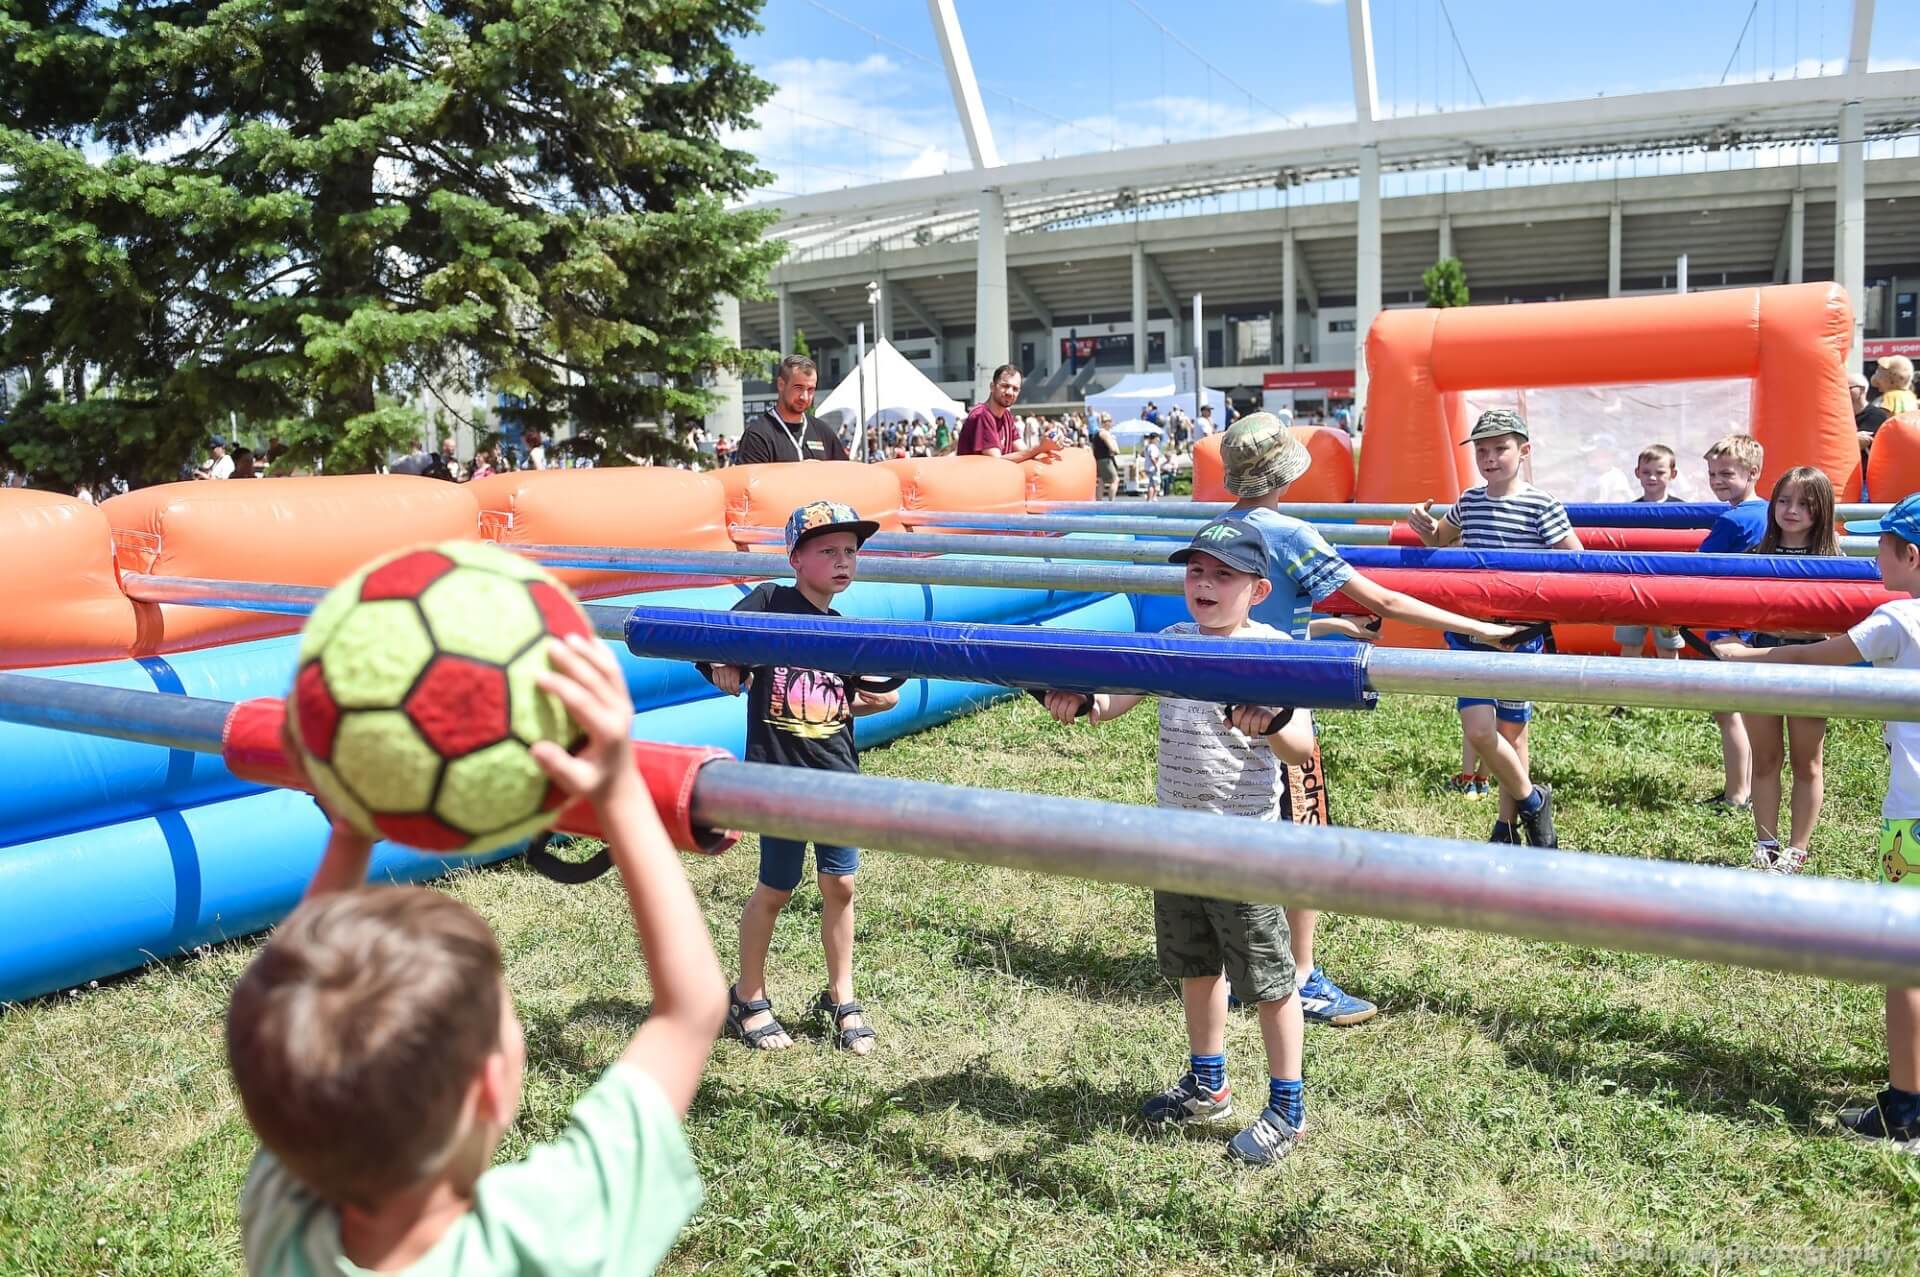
[1698,499,1767,554]
[1237,507,1357,637]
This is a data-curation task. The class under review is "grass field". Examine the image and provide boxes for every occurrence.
[3,691,1919,1276]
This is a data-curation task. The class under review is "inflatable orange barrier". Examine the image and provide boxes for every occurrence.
[1191,428,1355,504]
[1021,447,1095,504]
[473,467,734,595]
[1867,412,1920,505]
[883,456,1027,534]
[716,461,905,554]
[1360,283,1860,505]
[104,477,481,654]
[0,491,138,667]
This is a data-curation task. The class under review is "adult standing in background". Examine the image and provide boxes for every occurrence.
[736,355,849,465]
[1090,412,1120,500]
[957,365,1061,463]
[195,439,235,480]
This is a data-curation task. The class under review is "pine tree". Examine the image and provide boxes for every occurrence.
[1423,256,1470,309]
[0,0,782,486]
[792,327,810,359]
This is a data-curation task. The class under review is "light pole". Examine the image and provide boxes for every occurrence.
[866,280,882,461]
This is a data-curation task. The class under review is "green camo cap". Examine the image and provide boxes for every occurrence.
[1462,408,1530,444]
[1221,412,1311,497]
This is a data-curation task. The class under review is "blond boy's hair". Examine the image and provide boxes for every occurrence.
[1882,354,1915,389]
[1637,444,1677,470]
[1703,434,1764,474]
[227,886,504,1206]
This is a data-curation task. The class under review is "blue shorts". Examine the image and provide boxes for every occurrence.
[759,836,859,891]
[1445,630,1545,724]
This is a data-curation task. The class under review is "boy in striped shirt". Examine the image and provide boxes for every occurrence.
[1408,408,1583,847]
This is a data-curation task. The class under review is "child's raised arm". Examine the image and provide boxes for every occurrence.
[535,634,728,1117]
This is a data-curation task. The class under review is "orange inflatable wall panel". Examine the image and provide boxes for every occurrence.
[474,467,733,596]
[104,477,481,654]
[1359,283,1860,506]
[0,491,138,667]
[883,456,1028,534]
[1867,412,1920,505]
[1022,447,1095,504]
[717,462,905,554]
[1190,429,1355,504]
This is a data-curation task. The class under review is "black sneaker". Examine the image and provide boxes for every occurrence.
[1516,785,1557,848]
[1490,820,1519,844]
[1838,1089,1920,1151]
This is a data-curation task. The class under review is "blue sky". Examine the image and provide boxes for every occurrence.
[730,0,1920,198]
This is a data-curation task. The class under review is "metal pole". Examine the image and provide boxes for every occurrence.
[855,320,867,462]
[2,672,1916,985]
[692,762,1920,987]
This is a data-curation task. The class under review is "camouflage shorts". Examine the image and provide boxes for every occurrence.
[1153,891,1296,1005]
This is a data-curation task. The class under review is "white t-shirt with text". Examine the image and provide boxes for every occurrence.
[1849,598,1920,819]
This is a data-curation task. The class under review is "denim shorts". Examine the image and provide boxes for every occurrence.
[758,836,859,891]
[1444,629,1545,723]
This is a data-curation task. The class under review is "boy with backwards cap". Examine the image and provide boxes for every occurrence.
[1039,519,1316,1165]
[702,501,900,1056]
[1214,413,1526,1025]
[1407,408,1581,848]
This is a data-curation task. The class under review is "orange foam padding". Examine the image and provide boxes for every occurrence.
[1190,428,1353,504]
[718,461,905,554]
[884,456,1028,535]
[475,467,733,596]
[1022,447,1095,503]
[105,476,481,654]
[1867,412,1920,505]
[1360,283,1860,505]
[1191,436,1226,500]
[0,491,138,667]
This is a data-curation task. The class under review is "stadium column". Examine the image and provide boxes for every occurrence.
[1355,143,1381,423]
[975,189,1011,402]
[1437,212,1452,263]
[777,285,795,358]
[1281,230,1298,373]
[706,295,745,440]
[1607,200,1622,298]
[1837,97,1866,366]
[876,272,895,344]
[1788,187,1806,285]
[1131,243,1148,374]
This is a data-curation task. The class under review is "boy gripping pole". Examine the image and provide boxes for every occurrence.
[703,501,899,1055]
[1408,408,1581,847]
[228,633,727,1276]
[1040,519,1315,1166]
[1718,493,1920,1151]
[1218,413,1529,1022]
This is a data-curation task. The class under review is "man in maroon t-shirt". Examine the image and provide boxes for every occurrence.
[957,365,1062,463]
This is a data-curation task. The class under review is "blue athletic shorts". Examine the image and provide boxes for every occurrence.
[1444,629,1546,724]
[758,835,859,891]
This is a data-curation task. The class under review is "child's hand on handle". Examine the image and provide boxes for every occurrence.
[1226,704,1288,737]
[1041,689,1099,724]
[1473,621,1526,648]
[532,633,645,809]
[1408,500,1439,538]
[709,664,749,696]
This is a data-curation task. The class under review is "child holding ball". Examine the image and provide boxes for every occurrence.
[702,501,899,1055]
[228,633,727,1275]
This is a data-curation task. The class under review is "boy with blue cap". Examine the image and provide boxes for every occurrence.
[1717,493,1920,1150]
[1039,518,1316,1166]
[701,501,898,1057]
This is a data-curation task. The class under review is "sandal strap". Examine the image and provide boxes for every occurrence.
[729,990,773,1016]
[814,992,866,1021]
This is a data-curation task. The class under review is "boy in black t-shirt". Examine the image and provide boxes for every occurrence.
[703,501,896,1056]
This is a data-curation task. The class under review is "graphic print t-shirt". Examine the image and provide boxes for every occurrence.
[703,583,857,772]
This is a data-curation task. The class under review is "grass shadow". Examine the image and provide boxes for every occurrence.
[939,921,1168,1004]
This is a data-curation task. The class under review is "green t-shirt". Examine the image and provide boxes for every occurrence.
[240,1064,701,1277]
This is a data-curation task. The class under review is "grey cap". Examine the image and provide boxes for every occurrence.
[1462,408,1529,444]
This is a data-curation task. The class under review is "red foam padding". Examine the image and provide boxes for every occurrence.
[405,655,510,757]
[373,811,472,852]
[528,580,593,642]
[360,550,457,601]
[293,663,341,762]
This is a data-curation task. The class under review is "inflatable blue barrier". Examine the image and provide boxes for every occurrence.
[0,591,1134,1003]
[623,605,1376,710]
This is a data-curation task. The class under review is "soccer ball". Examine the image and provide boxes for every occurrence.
[289,541,593,853]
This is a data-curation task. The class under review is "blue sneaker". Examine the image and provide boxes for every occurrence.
[1226,1106,1304,1166]
[1297,966,1377,1026]
[1140,1072,1233,1124]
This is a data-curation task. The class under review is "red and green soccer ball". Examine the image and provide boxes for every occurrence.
[289,541,593,853]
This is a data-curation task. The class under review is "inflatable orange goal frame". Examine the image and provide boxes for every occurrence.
[1356,282,1861,505]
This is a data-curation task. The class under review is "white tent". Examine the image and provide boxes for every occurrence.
[814,339,964,435]
[1084,373,1226,431]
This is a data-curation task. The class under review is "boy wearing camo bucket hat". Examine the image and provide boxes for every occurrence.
[1407,408,1584,850]
[1206,413,1527,1028]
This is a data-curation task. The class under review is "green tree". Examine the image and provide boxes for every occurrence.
[0,0,782,487]
[1423,256,1470,309]
[792,327,810,359]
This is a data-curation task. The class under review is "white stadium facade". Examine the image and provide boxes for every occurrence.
[712,0,1920,430]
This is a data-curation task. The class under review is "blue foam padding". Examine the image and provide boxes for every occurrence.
[624,604,1374,710]
[1337,545,1880,581]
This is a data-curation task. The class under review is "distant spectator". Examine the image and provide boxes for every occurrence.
[1858,371,1892,467]
[73,480,96,505]
[1877,355,1919,418]
[467,448,497,481]
[957,366,1061,462]
[1142,401,1160,426]
[390,440,429,476]
[231,447,258,479]
[1195,404,1215,438]
[523,428,549,470]
[714,433,733,468]
[933,414,953,455]
[737,356,848,465]
[1091,413,1120,500]
[195,440,235,480]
